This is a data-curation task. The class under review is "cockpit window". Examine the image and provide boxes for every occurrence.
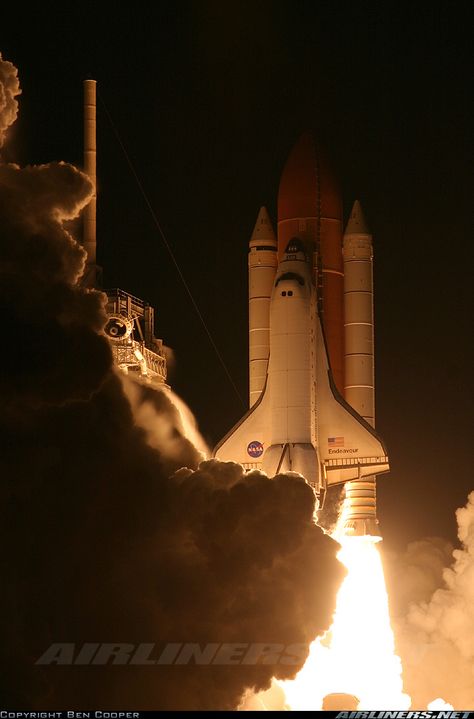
[285,237,305,254]
[276,272,305,287]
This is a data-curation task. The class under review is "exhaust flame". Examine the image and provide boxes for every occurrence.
[281,535,411,710]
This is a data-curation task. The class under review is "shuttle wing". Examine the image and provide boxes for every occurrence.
[315,318,390,485]
[214,316,389,490]
[214,382,270,468]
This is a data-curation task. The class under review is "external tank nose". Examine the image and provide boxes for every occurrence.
[277,132,342,252]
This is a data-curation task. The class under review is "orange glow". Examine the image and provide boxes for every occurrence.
[244,525,459,711]
[280,535,411,710]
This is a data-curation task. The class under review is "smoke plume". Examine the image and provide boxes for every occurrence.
[0,53,21,147]
[383,537,454,617]
[123,378,210,471]
[386,493,474,709]
[0,57,344,709]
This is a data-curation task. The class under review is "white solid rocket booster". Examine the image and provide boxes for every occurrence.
[342,201,379,536]
[248,207,278,407]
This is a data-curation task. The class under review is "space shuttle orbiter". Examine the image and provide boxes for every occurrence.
[214,237,388,505]
[214,134,389,513]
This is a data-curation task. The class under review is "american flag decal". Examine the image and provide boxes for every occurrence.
[328,436,344,447]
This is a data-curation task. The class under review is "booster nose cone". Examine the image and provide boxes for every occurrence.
[344,199,370,236]
[249,206,277,249]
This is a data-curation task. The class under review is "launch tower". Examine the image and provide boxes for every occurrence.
[81,80,168,388]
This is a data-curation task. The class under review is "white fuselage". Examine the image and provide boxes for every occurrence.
[268,252,313,446]
[258,246,321,487]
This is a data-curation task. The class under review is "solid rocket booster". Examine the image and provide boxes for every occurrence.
[343,202,374,425]
[248,207,278,407]
[341,201,379,536]
[213,134,389,512]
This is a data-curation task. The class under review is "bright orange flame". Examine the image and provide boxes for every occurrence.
[280,535,411,710]
[243,515,456,711]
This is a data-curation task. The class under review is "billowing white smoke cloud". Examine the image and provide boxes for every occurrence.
[392,492,474,709]
[0,53,21,147]
[0,55,346,710]
[384,537,454,616]
[167,388,209,458]
[121,375,209,464]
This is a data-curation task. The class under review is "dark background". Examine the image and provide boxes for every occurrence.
[2,1,472,550]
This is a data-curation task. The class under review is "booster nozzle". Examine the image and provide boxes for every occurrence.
[338,476,382,540]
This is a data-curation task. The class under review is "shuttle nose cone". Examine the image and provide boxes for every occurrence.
[277,132,342,235]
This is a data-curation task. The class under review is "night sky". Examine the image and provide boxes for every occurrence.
[2,1,472,550]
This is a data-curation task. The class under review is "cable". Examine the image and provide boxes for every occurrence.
[98,91,245,408]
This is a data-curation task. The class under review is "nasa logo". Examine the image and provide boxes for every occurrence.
[247,441,264,459]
